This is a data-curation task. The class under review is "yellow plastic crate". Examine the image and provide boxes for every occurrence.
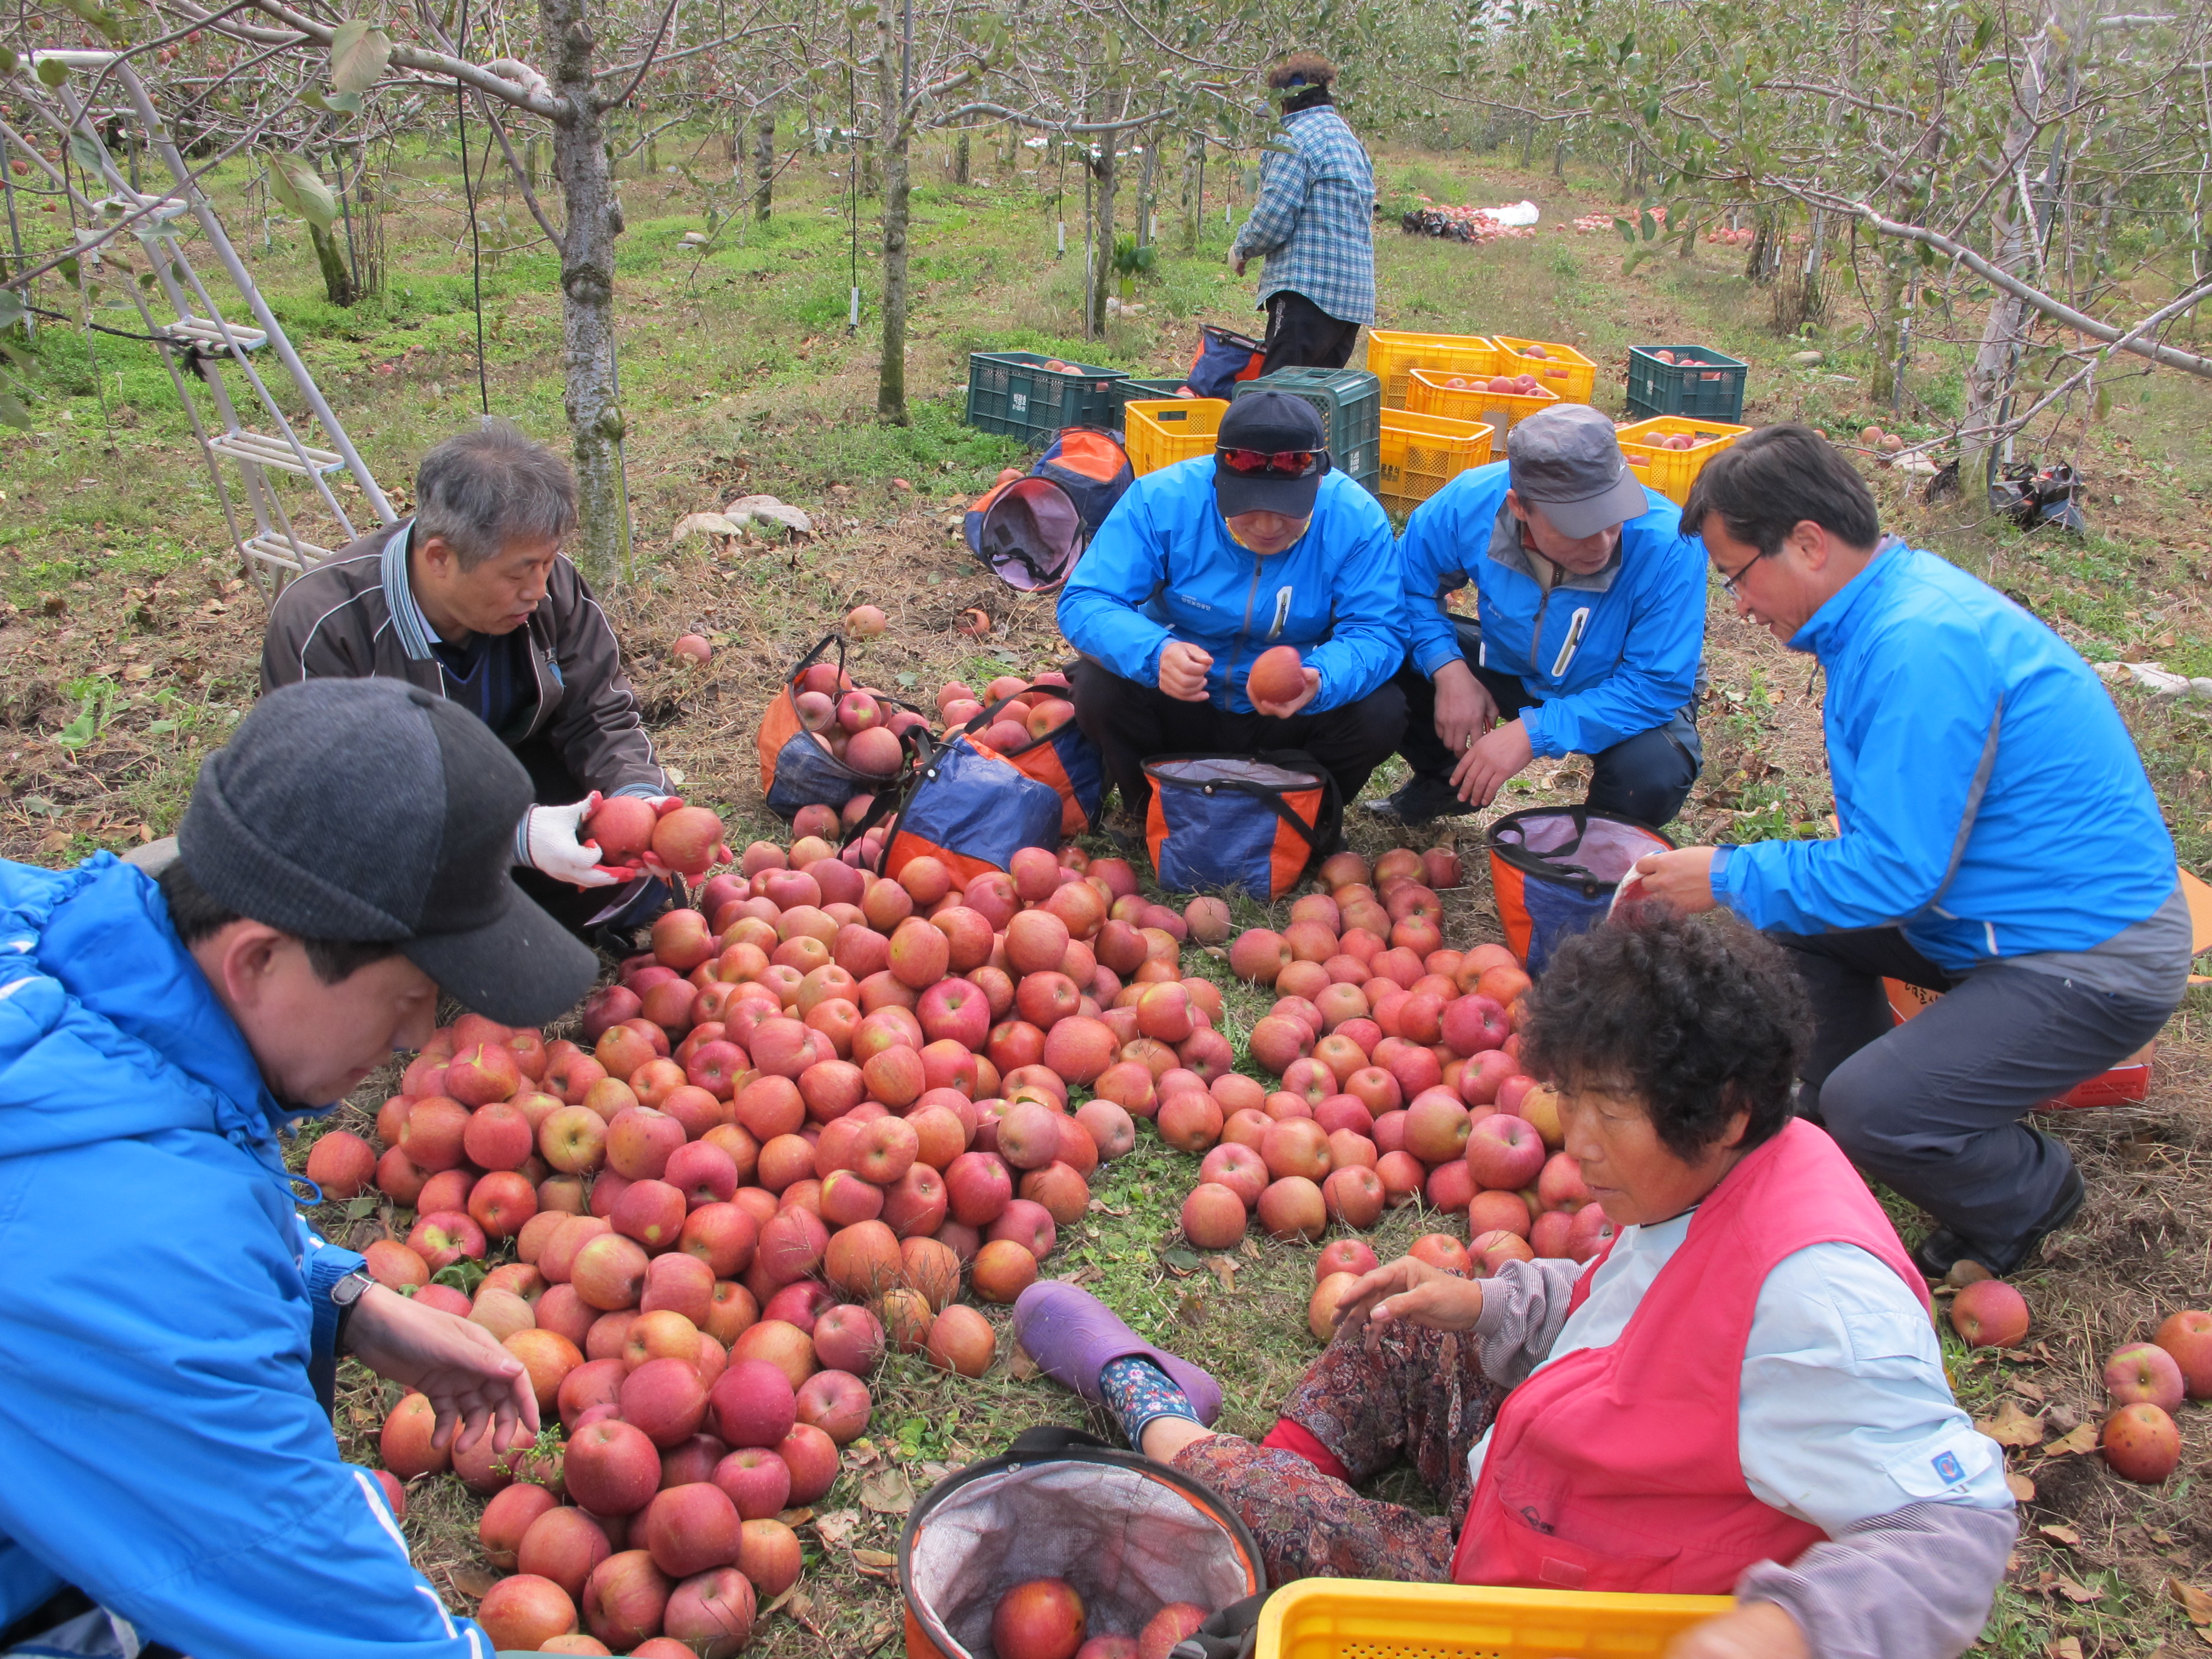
[1615,415,1752,506]
[1125,398,1227,477]
[1257,1578,1734,1659]
[1492,335,1600,404]
[1379,409,1494,514]
[1364,330,1498,410]
[1406,367,1560,443]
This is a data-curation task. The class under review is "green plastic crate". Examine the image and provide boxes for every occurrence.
[1234,367,1384,498]
[1107,377,1190,432]
[1625,345,1748,423]
[965,351,1129,445]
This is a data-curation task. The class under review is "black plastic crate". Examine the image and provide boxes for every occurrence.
[1107,377,1190,432]
[1625,345,1748,423]
[966,351,1129,444]
[1235,367,1384,489]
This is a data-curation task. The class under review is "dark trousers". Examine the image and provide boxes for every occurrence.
[1070,658,1406,823]
[1393,618,1701,827]
[511,737,669,943]
[1170,1315,1501,1585]
[1777,926,2174,1252]
[1260,289,1363,375]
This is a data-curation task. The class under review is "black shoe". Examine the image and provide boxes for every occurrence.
[1362,776,1475,826]
[1910,1155,2086,1280]
[1101,809,1147,858]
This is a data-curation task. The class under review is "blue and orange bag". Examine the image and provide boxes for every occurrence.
[1486,806,1672,974]
[1185,325,1267,399]
[964,427,1134,592]
[859,729,1065,888]
[958,682,1104,839]
[1144,753,1338,899]
[756,631,919,821]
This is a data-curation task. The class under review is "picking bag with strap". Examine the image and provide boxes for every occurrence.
[863,729,1065,887]
[1144,752,1339,900]
[1487,805,1673,975]
[756,631,915,821]
[960,682,1104,838]
[897,1426,1266,1659]
[1184,324,1267,399]
[964,428,1134,592]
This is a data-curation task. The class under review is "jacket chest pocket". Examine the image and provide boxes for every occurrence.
[1264,583,1334,646]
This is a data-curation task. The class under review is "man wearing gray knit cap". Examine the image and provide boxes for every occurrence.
[0,676,593,1659]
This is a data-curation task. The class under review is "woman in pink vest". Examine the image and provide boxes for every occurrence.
[1014,908,2016,1659]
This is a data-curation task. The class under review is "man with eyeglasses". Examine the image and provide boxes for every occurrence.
[1059,392,1407,839]
[1632,424,2188,1279]
[1371,403,1707,828]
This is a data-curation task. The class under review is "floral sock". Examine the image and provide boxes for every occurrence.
[1098,1355,1200,1447]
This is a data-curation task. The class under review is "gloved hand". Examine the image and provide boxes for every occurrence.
[520,794,623,888]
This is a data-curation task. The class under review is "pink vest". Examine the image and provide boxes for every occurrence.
[1450,1119,1931,1594]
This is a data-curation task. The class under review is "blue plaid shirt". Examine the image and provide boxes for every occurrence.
[1232,106,1376,326]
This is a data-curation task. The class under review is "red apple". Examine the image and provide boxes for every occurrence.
[1949,1279,2030,1349]
[994,1578,1087,1659]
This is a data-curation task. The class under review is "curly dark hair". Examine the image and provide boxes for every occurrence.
[1518,904,1809,1160]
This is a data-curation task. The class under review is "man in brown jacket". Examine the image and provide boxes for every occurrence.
[261,420,668,935]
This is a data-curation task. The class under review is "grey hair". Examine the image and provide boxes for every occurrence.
[414,419,579,569]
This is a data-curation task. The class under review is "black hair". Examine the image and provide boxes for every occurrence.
[1680,423,1880,557]
[1519,903,1809,1161]
[1268,52,1336,110]
[160,859,405,987]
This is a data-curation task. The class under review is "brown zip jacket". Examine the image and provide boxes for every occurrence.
[258,520,665,799]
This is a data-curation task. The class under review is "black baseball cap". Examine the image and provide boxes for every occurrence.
[178,677,597,1025]
[1213,391,1332,519]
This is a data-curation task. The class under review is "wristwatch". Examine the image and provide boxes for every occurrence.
[330,1269,377,1353]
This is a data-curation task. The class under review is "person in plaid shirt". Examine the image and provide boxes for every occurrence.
[1231,54,1376,373]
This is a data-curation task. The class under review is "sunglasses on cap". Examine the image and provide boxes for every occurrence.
[1216,447,1323,478]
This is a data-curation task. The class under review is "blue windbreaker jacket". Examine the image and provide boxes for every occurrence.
[1715,541,2179,968]
[1396,460,1706,759]
[1057,458,1404,714]
[0,855,495,1659]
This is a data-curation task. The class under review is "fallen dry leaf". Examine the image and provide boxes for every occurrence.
[2043,1423,2100,1456]
[2049,1637,2084,1659]
[777,1506,814,1527]
[2169,1578,2212,1625]
[1206,1255,1239,1292]
[813,1509,860,1549]
[854,1548,897,1569]
[2039,1523,2082,1547]
[2052,1575,2103,1605]
[1008,1349,1039,1381]
[2005,1472,2037,1502]
[2014,1379,2046,1401]
[448,1566,500,1600]
[860,1467,914,1515]
[1978,1400,2046,1447]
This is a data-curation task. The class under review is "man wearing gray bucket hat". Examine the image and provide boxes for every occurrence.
[0,677,594,1659]
[1373,403,1708,827]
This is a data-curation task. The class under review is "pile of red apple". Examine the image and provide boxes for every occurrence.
[1166,848,1611,1279]
[2097,1310,2210,1483]
[315,831,1256,1651]
[777,671,1079,871]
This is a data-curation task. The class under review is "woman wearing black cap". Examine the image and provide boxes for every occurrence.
[1230,54,1376,374]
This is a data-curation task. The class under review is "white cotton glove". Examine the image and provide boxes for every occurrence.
[520,794,623,888]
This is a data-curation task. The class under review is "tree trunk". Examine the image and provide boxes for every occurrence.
[309,221,356,305]
[1088,139,1116,337]
[954,132,969,184]
[1962,31,2054,483]
[875,0,911,424]
[1181,135,1200,252]
[1136,127,1158,247]
[754,102,775,220]
[541,0,625,585]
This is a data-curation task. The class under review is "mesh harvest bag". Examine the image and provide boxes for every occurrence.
[899,1428,1265,1659]
[1487,805,1673,974]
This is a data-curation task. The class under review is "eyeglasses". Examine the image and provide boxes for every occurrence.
[1217,447,1322,478]
[1717,548,1773,598]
